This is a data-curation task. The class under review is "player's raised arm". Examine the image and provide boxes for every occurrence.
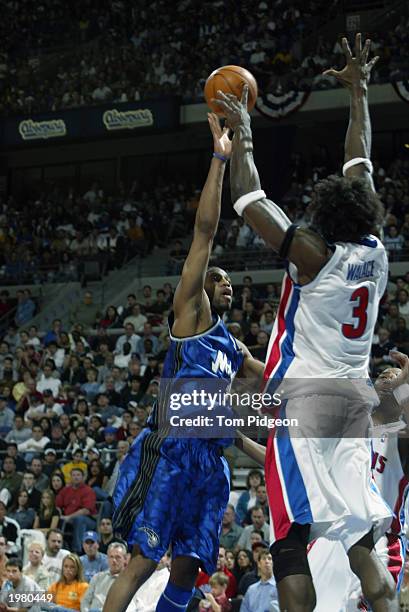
[172,113,230,336]
[323,33,378,191]
[214,88,330,284]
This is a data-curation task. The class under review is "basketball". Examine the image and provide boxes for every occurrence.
[204,65,258,115]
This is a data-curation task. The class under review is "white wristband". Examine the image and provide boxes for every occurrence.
[234,190,266,217]
[393,383,409,406]
[342,157,373,176]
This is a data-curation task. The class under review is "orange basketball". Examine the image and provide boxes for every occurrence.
[204,65,258,115]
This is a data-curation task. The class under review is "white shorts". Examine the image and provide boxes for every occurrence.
[266,396,392,550]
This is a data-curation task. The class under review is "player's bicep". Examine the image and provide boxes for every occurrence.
[173,231,212,318]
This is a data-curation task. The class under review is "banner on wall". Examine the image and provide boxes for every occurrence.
[1,98,180,147]
[256,89,311,120]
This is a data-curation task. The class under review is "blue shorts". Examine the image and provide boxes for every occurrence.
[112,428,230,574]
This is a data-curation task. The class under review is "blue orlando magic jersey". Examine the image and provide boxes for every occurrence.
[149,313,244,439]
[164,312,243,380]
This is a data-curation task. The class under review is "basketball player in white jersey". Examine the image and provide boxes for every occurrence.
[215,33,398,611]
[236,351,409,610]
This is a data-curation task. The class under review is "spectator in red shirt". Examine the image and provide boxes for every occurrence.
[56,467,97,554]
[196,546,237,598]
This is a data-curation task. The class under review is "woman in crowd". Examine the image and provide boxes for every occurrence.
[47,553,88,611]
[33,489,61,532]
[23,541,51,590]
[235,469,265,525]
[40,416,52,439]
[225,550,235,572]
[61,355,86,385]
[86,459,107,497]
[49,471,65,497]
[71,397,89,425]
[9,489,35,529]
[98,305,119,329]
[233,549,254,584]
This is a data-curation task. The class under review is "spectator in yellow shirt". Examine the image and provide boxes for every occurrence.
[47,553,88,611]
[61,450,88,484]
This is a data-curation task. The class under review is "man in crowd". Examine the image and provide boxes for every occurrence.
[98,518,115,554]
[240,550,279,612]
[70,292,101,330]
[115,323,140,355]
[236,506,270,550]
[56,468,97,553]
[0,501,19,549]
[0,456,22,506]
[22,471,41,508]
[219,504,243,550]
[79,531,108,583]
[30,457,49,492]
[5,415,31,445]
[81,542,128,612]
[42,529,70,584]
[0,396,14,432]
[17,425,50,462]
[36,365,61,397]
[0,558,42,610]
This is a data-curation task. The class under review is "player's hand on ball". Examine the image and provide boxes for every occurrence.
[212,84,251,130]
[208,112,232,159]
[323,33,379,89]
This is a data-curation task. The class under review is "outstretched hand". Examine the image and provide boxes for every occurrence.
[207,112,232,159]
[323,32,379,89]
[211,84,251,131]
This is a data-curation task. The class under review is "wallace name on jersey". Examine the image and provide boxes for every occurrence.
[347,260,375,281]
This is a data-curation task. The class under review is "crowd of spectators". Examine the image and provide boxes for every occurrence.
[0,276,284,610]
[0,264,409,608]
[0,179,198,286]
[2,147,408,288]
[0,0,408,116]
[210,152,409,270]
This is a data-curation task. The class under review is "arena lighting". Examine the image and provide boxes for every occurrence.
[404,143,409,148]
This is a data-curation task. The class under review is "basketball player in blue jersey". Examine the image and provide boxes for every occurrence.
[102,114,263,612]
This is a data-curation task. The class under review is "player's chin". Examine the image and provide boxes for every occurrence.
[214,297,232,313]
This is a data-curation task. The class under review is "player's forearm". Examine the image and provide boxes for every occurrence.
[230,123,290,252]
[230,124,261,202]
[194,158,226,238]
[345,85,371,163]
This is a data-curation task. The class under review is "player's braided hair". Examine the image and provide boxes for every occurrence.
[311,175,384,244]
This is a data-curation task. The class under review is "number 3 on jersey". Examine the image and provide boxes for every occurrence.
[342,287,369,339]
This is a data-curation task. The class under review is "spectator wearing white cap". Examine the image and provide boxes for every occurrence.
[43,448,59,477]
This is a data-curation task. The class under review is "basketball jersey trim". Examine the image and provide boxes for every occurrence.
[168,313,221,342]
[360,235,378,248]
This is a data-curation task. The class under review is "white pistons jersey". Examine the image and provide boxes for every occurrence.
[372,431,409,536]
[264,235,388,384]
